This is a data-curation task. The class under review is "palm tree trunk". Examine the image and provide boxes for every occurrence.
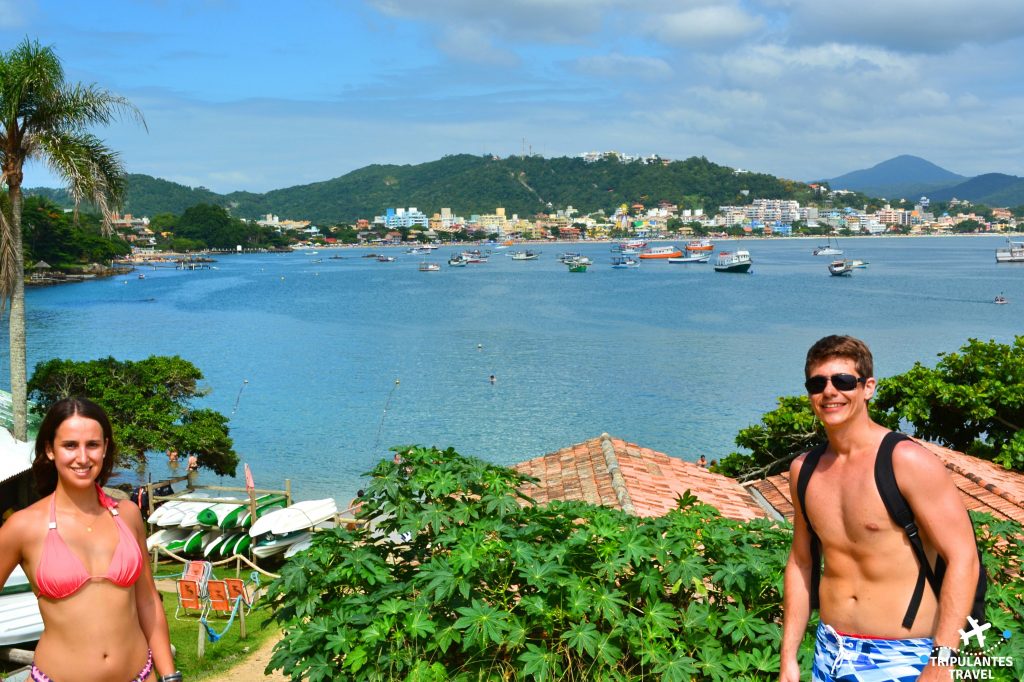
[8,184,27,440]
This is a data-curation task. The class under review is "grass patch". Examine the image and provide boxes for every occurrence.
[161,584,280,681]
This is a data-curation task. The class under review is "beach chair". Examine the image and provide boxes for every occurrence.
[203,580,234,619]
[181,560,212,597]
[174,579,204,619]
[224,578,254,613]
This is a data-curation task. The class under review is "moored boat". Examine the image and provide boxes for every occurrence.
[639,245,683,259]
[685,239,714,252]
[447,255,468,266]
[668,252,710,264]
[610,255,639,268]
[813,236,843,256]
[828,259,854,276]
[418,262,440,272]
[995,239,1024,263]
[713,250,752,273]
[377,254,396,262]
[566,259,588,272]
[510,250,540,261]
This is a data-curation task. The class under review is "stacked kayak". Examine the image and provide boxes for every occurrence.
[0,566,42,646]
[249,499,338,559]
[146,493,289,558]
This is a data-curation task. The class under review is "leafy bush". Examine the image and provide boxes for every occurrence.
[265,445,806,681]
[265,445,1024,681]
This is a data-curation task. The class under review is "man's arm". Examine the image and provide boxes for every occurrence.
[780,454,814,682]
[893,441,979,678]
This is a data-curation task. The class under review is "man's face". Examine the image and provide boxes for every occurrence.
[805,356,875,428]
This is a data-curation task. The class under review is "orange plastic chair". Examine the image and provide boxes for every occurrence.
[182,560,212,597]
[204,579,233,618]
[175,579,204,619]
[224,578,253,612]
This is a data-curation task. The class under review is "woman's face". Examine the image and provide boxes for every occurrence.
[47,415,107,489]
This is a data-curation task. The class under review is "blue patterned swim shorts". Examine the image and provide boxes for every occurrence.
[812,622,933,682]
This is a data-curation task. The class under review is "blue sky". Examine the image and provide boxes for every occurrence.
[4,0,1024,194]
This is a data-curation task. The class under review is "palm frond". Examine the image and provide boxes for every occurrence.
[36,130,128,234]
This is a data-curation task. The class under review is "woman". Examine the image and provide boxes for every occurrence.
[0,398,179,682]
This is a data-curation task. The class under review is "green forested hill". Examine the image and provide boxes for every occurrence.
[28,154,815,224]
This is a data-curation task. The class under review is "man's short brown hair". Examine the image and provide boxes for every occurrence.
[805,335,874,379]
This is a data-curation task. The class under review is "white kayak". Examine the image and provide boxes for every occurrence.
[0,566,42,646]
[253,531,310,559]
[146,527,191,551]
[178,497,239,528]
[249,499,337,538]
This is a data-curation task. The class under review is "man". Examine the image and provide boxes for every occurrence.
[780,335,979,682]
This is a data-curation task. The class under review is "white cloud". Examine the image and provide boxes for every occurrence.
[643,4,764,45]
[778,0,1024,53]
[573,53,673,81]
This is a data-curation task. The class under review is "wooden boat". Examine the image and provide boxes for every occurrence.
[510,250,539,261]
[567,260,588,273]
[713,250,752,273]
[447,256,468,267]
[639,246,683,259]
[685,239,714,252]
[828,259,854,276]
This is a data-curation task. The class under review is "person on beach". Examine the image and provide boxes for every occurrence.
[0,398,179,682]
[780,335,979,682]
[696,455,707,468]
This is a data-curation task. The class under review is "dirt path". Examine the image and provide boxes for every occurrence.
[209,632,288,681]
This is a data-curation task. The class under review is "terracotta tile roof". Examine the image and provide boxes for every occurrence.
[745,438,1024,525]
[513,434,767,522]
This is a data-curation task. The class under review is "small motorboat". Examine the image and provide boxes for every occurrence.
[611,255,639,269]
[566,259,588,273]
[994,294,1008,305]
[668,252,710,264]
[418,262,440,272]
[510,250,539,261]
[377,255,396,262]
[828,259,854,277]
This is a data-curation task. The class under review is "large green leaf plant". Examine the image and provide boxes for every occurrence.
[265,445,807,681]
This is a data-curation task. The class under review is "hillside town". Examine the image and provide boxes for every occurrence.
[109,190,1019,252]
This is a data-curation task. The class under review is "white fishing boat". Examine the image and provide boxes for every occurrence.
[447,255,468,267]
[995,238,1024,263]
[713,250,753,273]
[0,566,42,646]
[510,250,539,261]
[418,262,441,272]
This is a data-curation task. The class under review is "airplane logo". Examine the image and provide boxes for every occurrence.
[959,616,992,648]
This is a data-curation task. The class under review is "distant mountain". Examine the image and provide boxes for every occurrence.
[28,154,815,224]
[825,155,965,199]
[927,173,1024,205]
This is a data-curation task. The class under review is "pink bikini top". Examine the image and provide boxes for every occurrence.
[35,484,144,599]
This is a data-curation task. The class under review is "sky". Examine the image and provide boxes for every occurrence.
[3,0,1024,195]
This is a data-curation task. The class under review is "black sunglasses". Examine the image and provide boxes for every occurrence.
[804,373,866,394]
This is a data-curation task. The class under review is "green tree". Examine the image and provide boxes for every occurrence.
[952,219,982,234]
[0,38,143,439]
[873,337,1024,471]
[27,355,237,475]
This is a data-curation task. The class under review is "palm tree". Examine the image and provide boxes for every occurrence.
[0,38,144,439]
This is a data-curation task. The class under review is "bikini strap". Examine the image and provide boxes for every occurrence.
[48,493,57,530]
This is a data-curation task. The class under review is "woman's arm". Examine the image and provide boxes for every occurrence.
[122,501,177,677]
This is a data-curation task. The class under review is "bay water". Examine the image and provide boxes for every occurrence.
[4,235,1020,505]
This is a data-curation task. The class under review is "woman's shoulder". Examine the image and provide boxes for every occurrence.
[1,497,49,539]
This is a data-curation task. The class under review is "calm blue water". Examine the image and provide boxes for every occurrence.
[3,236,1021,504]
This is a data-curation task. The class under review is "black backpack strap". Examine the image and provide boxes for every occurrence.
[874,431,943,629]
[795,441,829,611]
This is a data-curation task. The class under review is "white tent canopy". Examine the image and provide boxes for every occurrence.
[0,428,34,485]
